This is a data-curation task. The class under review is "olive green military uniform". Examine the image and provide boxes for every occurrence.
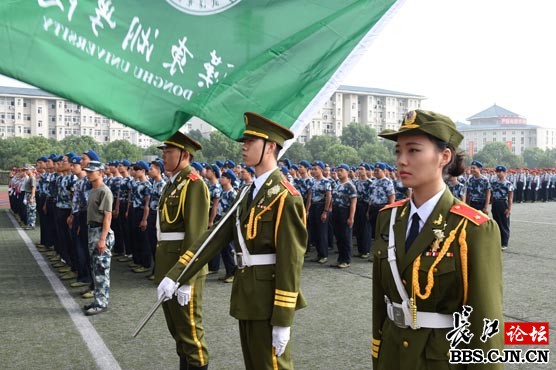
[155,165,210,367]
[166,167,307,370]
[372,188,504,370]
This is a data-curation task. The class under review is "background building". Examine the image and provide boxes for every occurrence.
[457,104,556,156]
[297,85,425,143]
[0,86,156,148]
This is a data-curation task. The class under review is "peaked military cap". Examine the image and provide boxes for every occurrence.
[158,130,202,154]
[379,109,464,148]
[239,112,294,147]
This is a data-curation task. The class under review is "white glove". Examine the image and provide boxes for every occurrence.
[23,198,27,205]
[175,284,192,306]
[272,326,291,357]
[157,277,178,302]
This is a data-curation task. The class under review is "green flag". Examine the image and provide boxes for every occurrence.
[0,0,399,141]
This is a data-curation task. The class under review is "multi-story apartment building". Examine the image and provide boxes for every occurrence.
[457,104,556,156]
[0,86,156,148]
[297,85,425,143]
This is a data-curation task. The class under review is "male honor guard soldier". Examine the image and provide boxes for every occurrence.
[155,131,210,370]
[372,110,503,370]
[158,112,307,370]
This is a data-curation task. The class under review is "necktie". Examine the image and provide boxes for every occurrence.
[246,184,256,208]
[405,213,421,252]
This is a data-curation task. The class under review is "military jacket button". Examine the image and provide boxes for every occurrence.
[403,340,409,348]
[377,250,382,256]
[402,279,407,285]
[433,267,438,273]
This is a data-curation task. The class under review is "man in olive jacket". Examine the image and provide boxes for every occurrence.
[158,112,307,370]
[155,131,210,370]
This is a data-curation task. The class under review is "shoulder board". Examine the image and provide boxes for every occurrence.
[379,198,409,212]
[188,173,200,181]
[281,178,300,196]
[450,203,489,226]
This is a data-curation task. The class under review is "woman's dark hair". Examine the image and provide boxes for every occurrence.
[426,134,466,177]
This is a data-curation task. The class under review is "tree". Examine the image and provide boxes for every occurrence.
[143,144,161,156]
[340,122,377,149]
[358,142,395,165]
[523,147,548,168]
[102,140,142,161]
[283,142,310,163]
[304,135,339,160]
[199,131,242,163]
[473,142,523,168]
[59,135,99,156]
[322,144,361,165]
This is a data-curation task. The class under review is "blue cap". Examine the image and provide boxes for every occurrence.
[337,163,350,171]
[312,161,325,170]
[386,164,394,172]
[359,162,371,170]
[37,156,48,162]
[54,155,64,162]
[225,159,236,168]
[191,162,203,173]
[495,165,507,172]
[70,156,82,164]
[299,160,311,169]
[48,153,58,161]
[82,149,100,162]
[151,159,165,174]
[246,166,255,175]
[109,160,119,167]
[470,160,483,168]
[120,159,131,167]
[65,151,77,159]
[291,164,299,171]
[134,160,149,171]
[374,162,387,170]
[209,164,221,178]
[282,158,292,169]
[280,166,289,175]
[215,160,225,168]
[222,169,237,182]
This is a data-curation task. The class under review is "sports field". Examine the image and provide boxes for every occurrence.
[0,201,554,370]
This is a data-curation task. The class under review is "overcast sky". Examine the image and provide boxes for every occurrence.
[2,0,555,128]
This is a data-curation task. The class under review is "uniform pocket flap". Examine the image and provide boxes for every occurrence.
[254,265,275,281]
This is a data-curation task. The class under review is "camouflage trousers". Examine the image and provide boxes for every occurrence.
[88,227,115,308]
[24,193,36,227]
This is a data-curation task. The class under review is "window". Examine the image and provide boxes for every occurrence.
[38,120,42,127]
[38,107,42,114]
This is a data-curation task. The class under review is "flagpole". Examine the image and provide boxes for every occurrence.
[132,185,251,337]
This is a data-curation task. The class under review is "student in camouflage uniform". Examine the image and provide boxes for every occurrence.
[206,164,223,273]
[490,165,514,250]
[107,161,124,256]
[116,159,133,262]
[447,174,465,200]
[147,159,166,280]
[23,166,37,229]
[83,161,115,316]
[307,160,332,264]
[158,112,307,370]
[216,169,238,282]
[373,109,503,370]
[128,161,153,273]
[56,154,77,280]
[368,162,395,240]
[465,160,491,213]
[35,157,48,245]
[354,162,373,259]
[330,164,357,268]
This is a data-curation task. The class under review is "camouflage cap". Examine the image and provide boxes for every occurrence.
[379,110,464,148]
[239,112,294,147]
[158,131,202,154]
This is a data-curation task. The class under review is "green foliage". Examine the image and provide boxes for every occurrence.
[522,147,556,168]
[103,140,142,161]
[358,142,395,165]
[322,144,361,165]
[58,135,100,156]
[304,135,339,160]
[283,142,310,163]
[143,144,161,156]
[197,131,242,164]
[472,142,524,168]
[340,122,377,149]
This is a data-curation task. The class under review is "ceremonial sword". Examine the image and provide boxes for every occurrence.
[132,185,251,337]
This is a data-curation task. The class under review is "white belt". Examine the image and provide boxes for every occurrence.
[385,296,453,329]
[233,186,276,268]
[158,232,185,241]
